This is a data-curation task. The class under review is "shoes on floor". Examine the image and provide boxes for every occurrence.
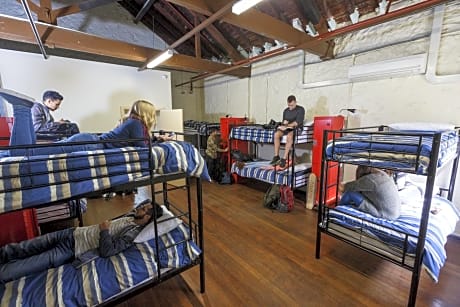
[269,155,280,166]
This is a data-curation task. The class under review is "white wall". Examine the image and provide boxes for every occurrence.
[0,49,172,132]
[203,3,460,233]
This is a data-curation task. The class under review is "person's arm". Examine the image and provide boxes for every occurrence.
[31,104,47,132]
[98,220,139,257]
[344,175,375,193]
[295,107,305,128]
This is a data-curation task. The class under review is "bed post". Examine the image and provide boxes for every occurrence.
[408,133,441,307]
[447,134,459,201]
[315,129,329,259]
[290,128,297,189]
[196,176,205,293]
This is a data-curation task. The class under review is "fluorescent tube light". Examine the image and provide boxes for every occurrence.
[146,49,173,69]
[232,0,264,15]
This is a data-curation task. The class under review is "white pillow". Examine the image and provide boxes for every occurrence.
[388,122,454,132]
[134,205,182,243]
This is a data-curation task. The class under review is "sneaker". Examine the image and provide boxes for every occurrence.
[270,155,280,166]
[279,158,287,168]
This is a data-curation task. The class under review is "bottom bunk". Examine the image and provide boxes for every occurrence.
[230,160,312,188]
[320,185,459,282]
[0,205,202,307]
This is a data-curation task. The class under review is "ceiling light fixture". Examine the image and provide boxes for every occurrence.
[146,49,173,69]
[232,0,264,15]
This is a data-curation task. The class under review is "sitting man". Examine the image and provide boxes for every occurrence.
[338,166,401,220]
[0,199,162,283]
[32,90,79,136]
[270,95,305,168]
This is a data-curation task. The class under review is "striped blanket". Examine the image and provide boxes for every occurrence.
[0,223,201,307]
[230,124,314,144]
[231,160,311,187]
[325,130,458,174]
[0,141,210,214]
[328,195,459,282]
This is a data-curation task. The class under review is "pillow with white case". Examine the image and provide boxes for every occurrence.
[388,122,455,132]
[134,205,182,243]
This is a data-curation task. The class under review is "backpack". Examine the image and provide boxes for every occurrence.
[263,184,294,213]
[279,185,294,212]
[263,184,280,210]
[220,172,232,184]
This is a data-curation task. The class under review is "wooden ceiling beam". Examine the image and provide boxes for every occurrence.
[0,15,250,77]
[156,1,223,57]
[52,0,120,18]
[167,0,331,56]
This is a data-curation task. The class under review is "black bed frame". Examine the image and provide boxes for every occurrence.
[228,123,313,190]
[0,132,206,305]
[315,125,460,307]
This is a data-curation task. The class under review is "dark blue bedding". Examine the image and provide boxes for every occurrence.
[0,223,201,306]
[0,141,210,214]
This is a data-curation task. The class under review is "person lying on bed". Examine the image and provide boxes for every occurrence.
[338,166,401,220]
[0,199,162,283]
[0,88,162,156]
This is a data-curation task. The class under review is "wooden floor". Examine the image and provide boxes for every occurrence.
[83,180,460,307]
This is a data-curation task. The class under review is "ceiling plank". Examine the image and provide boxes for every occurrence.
[155,1,223,57]
[52,0,120,18]
[167,0,331,56]
[0,15,250,77]
[196,15,244,61]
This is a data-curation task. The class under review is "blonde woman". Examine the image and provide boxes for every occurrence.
[0,88,157,156]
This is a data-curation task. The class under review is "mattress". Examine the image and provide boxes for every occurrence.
[0,223,201,307]
[231,160,312,187]
[325,130,458,174]
[325,194,459,282]
[0,141,210,214]
[230,124,314,144]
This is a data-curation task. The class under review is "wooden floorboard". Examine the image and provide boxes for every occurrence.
[83,181,460,307]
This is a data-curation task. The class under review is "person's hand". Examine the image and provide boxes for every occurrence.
[99,220,111,230]
[223,147,229,152]
[338,183,345,193]
[277,125,287,131]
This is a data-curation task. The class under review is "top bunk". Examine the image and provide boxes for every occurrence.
[183,120,220,136]
[323,124,459,175]
[0,137,210,215]
[229,122,314,144]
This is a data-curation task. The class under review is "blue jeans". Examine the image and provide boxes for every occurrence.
[339,191,364,207]
[9,104,103,156]
[0,228,75,283]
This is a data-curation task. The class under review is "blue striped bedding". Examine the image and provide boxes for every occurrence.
[327,195,459,282]
[0,141,210,214]
[230,160,312,187]
[0,223,201,307]
[230,124,314,144]
[325,130,458,174]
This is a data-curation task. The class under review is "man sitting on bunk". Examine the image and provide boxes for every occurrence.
[338,165,401,220]
[270,95,305,168]
[0,88,157,156]
[0,199,162,283]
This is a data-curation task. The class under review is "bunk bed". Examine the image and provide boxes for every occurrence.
[315,125,460,307]
[229,123,314,188]
[0,136,209,306]
[183,120,220,155]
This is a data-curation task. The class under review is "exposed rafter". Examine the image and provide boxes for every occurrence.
[0,15,250,78]
[168,0,332,57]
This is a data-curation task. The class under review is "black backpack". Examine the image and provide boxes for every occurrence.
[263,184,280,210]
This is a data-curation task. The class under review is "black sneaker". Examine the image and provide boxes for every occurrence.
[279,158,286,168]
[270,155,280,165]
